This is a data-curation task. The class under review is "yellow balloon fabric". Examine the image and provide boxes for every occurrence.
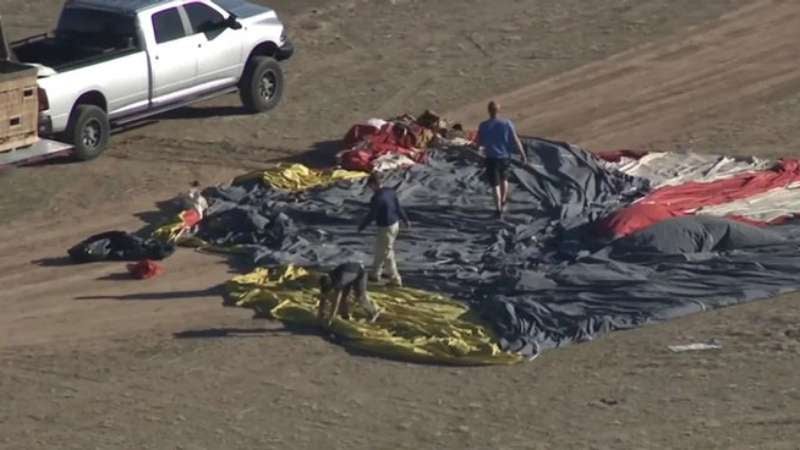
[227,266,522,366]
[234,163,367,192]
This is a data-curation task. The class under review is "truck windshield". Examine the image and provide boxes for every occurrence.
[56,8,138,47]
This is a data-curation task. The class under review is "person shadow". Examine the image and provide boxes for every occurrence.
[172,324,322,340]
[74,284,227,301]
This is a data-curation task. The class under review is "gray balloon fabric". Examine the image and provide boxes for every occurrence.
[192,137,800,357]
[610,215,786,255]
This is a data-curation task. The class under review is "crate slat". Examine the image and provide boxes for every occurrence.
[0,132,38,153]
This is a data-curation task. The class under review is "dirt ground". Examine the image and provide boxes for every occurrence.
[2,0,800,448]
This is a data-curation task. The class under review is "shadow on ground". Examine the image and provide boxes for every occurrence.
[157,106,248,120]
[32,256,74,267]
[74,284,227,301]
[279,139,342,168]
[173,325,321,339]
[95,272,141,282]
[132,199,184,237]
[170,324,395,363]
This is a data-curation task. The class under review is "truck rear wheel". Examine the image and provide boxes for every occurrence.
[66,105,110,161]
[239,56,284,113]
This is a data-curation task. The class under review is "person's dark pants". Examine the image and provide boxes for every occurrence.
[485,157,511,187]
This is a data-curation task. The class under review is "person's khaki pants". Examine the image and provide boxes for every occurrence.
[371,223,401,285]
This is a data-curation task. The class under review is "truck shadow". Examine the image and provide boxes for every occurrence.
[156,105,247,120]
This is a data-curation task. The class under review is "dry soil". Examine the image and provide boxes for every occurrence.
[2,0,800,449]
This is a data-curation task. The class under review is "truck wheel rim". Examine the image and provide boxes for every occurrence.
[259,71,276,101]
[82,119,101,149]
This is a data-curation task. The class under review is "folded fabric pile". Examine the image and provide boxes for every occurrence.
[338,110,475,172]
[68,231,175,263]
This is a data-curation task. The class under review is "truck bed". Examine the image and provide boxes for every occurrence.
[12,34,139,72]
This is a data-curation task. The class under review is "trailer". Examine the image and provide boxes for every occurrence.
[0,14,72,168]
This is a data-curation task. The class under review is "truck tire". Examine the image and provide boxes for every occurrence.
[239,56,284,113]
[66,105,110,161]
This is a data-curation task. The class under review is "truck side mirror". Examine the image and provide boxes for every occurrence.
[225,15,242,30]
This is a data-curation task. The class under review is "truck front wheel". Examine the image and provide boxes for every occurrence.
[239,56,284,113]
[66,105,110,160]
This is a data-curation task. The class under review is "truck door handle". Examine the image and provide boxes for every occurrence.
[197,43,202,48]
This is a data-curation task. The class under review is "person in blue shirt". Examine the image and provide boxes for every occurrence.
[358,173,410,287]
[477,101,527,218]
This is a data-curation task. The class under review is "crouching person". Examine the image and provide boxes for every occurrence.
[318,262,381,326]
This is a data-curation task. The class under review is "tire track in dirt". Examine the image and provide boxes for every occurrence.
[449,0,800,151]
[110,135,297,169]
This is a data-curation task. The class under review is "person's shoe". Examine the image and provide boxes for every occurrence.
[495,210,503,220]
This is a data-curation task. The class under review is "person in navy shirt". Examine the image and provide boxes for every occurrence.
[477,101,527,218]
[358,173,410,286]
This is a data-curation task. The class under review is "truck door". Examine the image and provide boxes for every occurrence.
[145,6,200,104]
[182,1,243,89]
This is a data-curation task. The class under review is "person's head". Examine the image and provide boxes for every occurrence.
[488,101,500,118]
[366,172,382,191]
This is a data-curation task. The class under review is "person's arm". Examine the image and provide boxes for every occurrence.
[515,134,527,163]
[358,194,378,232]
[507,121,527,163]
[474,124,486,157]
[395,193,410,227]
[327,290,343,326]
[317,283,330,321]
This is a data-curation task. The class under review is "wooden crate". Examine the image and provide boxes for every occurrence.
[0,60,39,153]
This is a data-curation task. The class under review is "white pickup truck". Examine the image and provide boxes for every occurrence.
[10,0,293,160]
